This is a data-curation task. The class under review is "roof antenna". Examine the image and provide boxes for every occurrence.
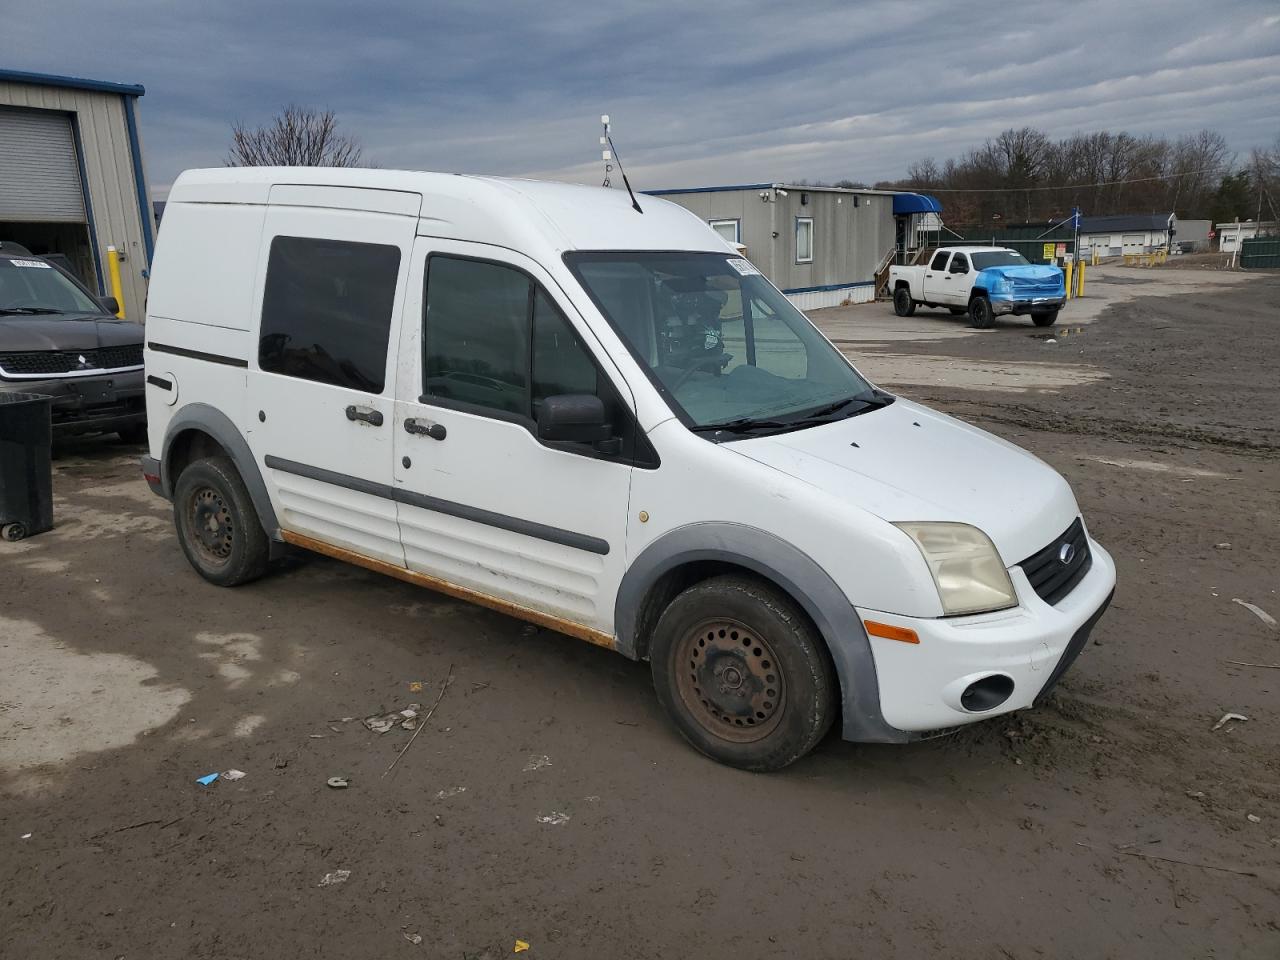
[601,115,642,214]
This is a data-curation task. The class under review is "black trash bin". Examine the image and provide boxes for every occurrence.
[0,392,54,541]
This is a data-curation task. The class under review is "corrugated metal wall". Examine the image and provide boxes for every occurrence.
[654,188,896,304]
[0,81,153,320]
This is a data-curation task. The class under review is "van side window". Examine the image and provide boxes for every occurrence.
[258,236,400,393]
[422,257,530,415]
[423,255,602,423]
[929,251,950,271]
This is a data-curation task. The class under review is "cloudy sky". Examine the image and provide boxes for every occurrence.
[7,0,1279,196]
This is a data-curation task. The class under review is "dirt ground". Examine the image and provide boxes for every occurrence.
[2,271,1278,959]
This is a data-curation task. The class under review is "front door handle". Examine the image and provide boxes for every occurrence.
[345,405,384,427]
[405,417,447,441]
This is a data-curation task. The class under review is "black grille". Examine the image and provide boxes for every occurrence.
[1020,517,1092,606]
[0,344,143,376]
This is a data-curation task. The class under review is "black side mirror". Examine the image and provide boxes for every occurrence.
[537,394,612,445]
[99,296,120,315]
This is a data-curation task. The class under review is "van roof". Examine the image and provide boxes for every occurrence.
[166,167,729,255]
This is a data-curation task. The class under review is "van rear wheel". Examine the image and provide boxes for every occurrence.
[650,575,836,771]
[173,456,269,587]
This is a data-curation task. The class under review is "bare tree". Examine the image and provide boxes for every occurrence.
[226,105,368,167]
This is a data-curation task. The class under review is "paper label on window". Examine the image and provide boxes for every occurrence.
[9,259,51,269]
[726,257,760,276]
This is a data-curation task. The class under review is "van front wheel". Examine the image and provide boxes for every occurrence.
[174,456,270,587]
[650,575,836,771]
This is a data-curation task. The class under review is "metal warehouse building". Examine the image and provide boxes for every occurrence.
[646,183,938,310]
[0,69,155,320]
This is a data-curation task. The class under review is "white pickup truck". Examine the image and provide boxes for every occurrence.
[889,246,1066,329]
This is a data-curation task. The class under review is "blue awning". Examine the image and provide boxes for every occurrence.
[893,193,942,215]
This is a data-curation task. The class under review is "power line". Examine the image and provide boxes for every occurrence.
[902,165,1226,193]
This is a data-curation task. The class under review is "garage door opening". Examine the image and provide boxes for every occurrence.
[0,107,100,292]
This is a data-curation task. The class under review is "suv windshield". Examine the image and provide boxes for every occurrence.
[566,251,885,434]
[970,251,1030,270]
[0,257,102,315]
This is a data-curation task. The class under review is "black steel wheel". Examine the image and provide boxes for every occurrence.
[650,574,836,771]
[173,456,269,586]
[968,295,996,329]
[893,287,916,317]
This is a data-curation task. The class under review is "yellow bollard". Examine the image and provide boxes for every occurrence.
[1064,261,1074,300]
[106,245,126,319]
[1077,260,1086,297]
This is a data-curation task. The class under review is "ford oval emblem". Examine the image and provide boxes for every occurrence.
[1058,543,1076,565]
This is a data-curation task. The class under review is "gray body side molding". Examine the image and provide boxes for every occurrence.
[160,403,282,542]
[614,522,908,744]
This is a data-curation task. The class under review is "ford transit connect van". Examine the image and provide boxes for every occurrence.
[141,168,1115,771]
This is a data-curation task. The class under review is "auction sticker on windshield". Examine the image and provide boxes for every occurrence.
[726,257,761,276]
[9,259,52,269]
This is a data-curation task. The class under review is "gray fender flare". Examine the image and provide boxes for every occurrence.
[160,403,281,541]
[615,522,907,744]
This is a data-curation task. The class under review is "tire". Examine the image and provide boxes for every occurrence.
[115,422,148,445]
[968,295,995,329]
[892,287,916,317]
[173,455,270,586]
[649,574,836,772]
[1032,307,1060,327]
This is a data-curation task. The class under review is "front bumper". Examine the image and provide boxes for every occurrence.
[859,539,1117,733]
[0,369,145,435]
[991,295,1066,317]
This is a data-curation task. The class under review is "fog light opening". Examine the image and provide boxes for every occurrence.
[960,674,1015,712]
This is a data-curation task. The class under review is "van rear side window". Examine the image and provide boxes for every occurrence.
[258,236,400,393]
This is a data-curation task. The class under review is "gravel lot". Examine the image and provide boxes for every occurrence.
[3,269,1278,959]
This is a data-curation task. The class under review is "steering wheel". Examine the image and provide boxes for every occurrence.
[667,355,725,393]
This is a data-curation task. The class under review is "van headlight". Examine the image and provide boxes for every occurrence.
[894,522,1017,616]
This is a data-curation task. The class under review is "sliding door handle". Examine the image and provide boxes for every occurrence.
[345,405,384,427]
[405,417,447,441]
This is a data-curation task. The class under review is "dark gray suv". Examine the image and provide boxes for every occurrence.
[0,244,145,442]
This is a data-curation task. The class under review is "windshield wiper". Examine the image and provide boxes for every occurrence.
[690,417,793,435]
[692,391,896,438]
[0,306,62,315]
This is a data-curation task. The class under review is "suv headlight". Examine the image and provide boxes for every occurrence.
[894,522,1017,616]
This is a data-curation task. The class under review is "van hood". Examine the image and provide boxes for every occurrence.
[0,315,142,353]
[727,398,1078,564]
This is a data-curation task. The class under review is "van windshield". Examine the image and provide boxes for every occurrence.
[970,251,1030,269]
[566,251,886,435]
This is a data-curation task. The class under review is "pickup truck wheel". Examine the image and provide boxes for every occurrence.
[174,456,270,587]
[650,574,836,772]
[1032,307,1060,327]
[893,287,916,317]
[968,296,996,329]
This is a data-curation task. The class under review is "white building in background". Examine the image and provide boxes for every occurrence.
[1077,213,1175,258]
[1217,220,1278,253]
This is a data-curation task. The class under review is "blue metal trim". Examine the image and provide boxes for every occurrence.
[67,113,105,294]
[643,183,773,196]
[0,68,145,96]
[123,96,154,264]
[781,280,874,295]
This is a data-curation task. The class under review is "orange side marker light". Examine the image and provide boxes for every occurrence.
[864,620,920,644]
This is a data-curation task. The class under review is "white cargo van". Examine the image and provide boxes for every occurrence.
[141,168,1115,770]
